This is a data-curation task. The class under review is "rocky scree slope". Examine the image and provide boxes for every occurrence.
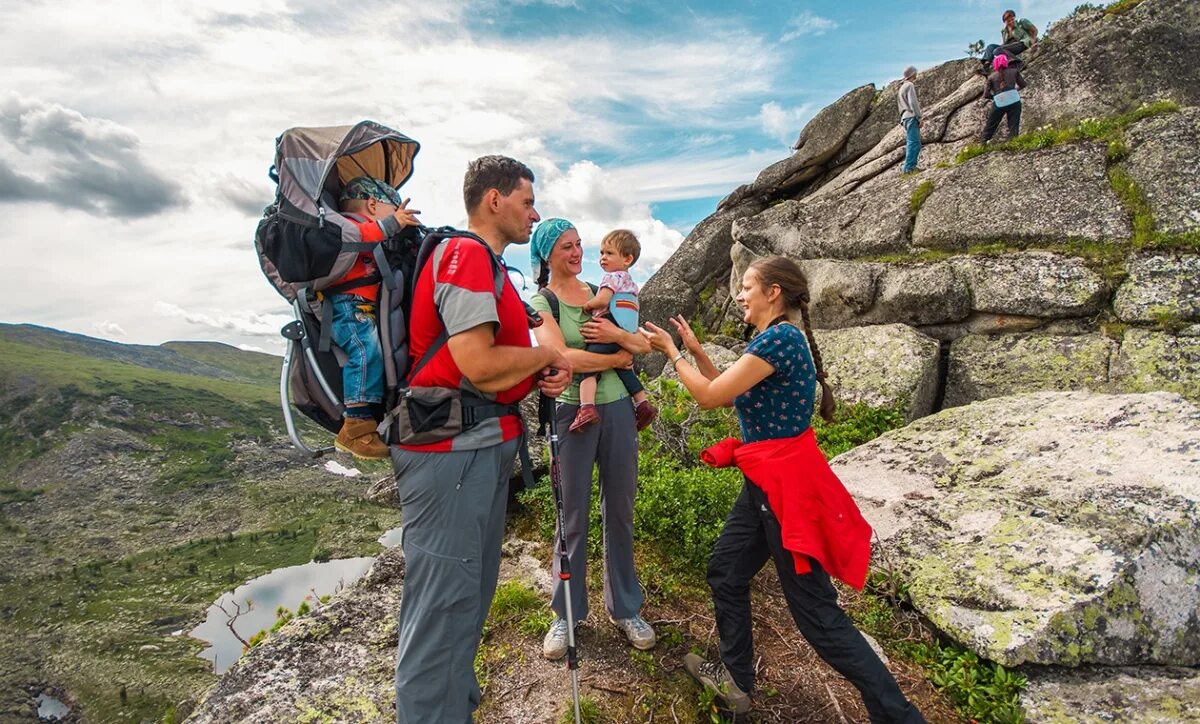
[640,0,1200,419]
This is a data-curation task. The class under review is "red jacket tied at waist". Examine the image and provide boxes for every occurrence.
[700,430,873,590]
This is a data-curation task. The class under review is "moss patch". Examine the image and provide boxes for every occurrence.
[955,100,1180,165]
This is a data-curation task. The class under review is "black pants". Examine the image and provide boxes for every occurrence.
[707,481,925,724]
[581,313,643,396]
[982,101,1023,142]
[982,41,1027,68]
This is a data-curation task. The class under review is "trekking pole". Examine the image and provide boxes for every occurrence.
[541,387,582,724]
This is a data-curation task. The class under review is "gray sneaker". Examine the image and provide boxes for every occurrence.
[610,614,656,650]
[683,653,751,714]
[543,618,572,660]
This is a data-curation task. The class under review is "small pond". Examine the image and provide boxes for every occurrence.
[36,693,69,721]
[190,526,401,673]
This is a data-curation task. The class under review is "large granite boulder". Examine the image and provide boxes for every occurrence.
[944,333,1116,408]
[1122,107,1200,236]
[1021,666,1200,723]
[1019,0,1200,130]
[913,143,1131,249]
[1114,253,1200,324]
[952,252,1109,318]
[732,172,925,260]
[1111,328,1200,400]
[813,324,941,421]
[789,84,876,167]
[834,391,1200,667]
[640,198,766,375]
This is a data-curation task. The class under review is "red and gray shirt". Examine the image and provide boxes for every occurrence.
[400,236,535,452]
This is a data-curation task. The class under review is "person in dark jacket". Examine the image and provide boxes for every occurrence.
[981,53,1028,142]
[641,256,925,723]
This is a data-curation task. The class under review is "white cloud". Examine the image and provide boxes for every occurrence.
[154,302,293,339]
[0,0,785,348]
[93,321,127,337]
[236,343,269,353]
[0,93,186,217]
[758,101,814,146]
[534,159,684,277]
[780,11,838,42]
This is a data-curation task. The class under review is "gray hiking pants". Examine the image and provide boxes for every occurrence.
[551,399,643,623]
[391,437,519,724]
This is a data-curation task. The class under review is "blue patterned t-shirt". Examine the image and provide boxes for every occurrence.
[734,322,817,443]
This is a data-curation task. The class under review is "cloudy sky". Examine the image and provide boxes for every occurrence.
[1,0,1079,353]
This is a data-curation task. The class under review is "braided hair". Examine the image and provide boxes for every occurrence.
[747,256,836,422]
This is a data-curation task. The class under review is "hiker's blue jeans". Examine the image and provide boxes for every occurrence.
[328,294,383,406]
[902,117,921,173]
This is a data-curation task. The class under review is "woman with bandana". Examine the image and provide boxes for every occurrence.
[527,218,657,660]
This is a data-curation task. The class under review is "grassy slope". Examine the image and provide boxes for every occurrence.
[0,332,399,723]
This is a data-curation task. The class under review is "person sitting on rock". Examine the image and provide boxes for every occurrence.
[981,9,1038,73]
[981,54,1028,143]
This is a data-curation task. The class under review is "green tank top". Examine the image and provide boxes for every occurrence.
[530,293,629,406]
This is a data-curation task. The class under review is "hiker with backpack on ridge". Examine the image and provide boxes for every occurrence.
[981,53,1029,143]
[390,155,571,723]
[328,177,421,459]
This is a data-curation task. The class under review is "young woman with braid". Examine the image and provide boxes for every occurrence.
[641,256,924,722]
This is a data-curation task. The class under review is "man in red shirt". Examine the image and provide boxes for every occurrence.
[392,155,571,723]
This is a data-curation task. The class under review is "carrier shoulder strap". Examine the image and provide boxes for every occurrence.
[536,282,599,324]
[405,229,508,385]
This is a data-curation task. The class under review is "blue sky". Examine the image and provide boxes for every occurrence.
[0,0,1079,351]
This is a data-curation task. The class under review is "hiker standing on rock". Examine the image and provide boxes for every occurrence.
[391,156,571,724]
[641,256,925,723]
[528,219,658,660]
[898,66,922,174]
[981,53,1028,142]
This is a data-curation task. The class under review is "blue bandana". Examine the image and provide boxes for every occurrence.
[529,218,575,282]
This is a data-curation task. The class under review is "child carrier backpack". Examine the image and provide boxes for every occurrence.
[255,122,536,462]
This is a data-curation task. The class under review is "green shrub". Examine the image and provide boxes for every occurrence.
[812,402,906,460]
[900,641,1026,723]
[1105,0,1148,14]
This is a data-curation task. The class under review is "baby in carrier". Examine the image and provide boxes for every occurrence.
[571,229,658,433]
[329,176,420,459]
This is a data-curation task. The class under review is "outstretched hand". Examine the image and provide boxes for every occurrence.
[667,315,702,354]
[640,321,679,358]
[392,198,422,227]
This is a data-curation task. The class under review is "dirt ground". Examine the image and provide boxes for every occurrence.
[476,547,962,723]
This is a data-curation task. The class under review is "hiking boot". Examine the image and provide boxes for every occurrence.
[569,404,600,433]
[542,617,577,660]
[610,614,656,650]
[634,400,658,431]
[683,653,751,714]
[334,417,389,460]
